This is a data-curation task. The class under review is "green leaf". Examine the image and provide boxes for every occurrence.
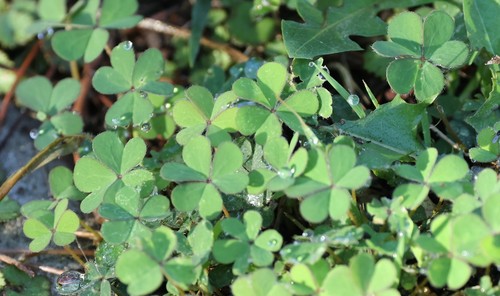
[213,239,249,264]
[50,112,84,135]
[387,59,419,94]
[92,131,124,173]
[388,11,422,54]
[116,250,163,296]
[257,62,287,102]
[282,0,386,58]
[133,48,165,89]
[104,92,154,127]
[423,11,454,56]
[254,229,283,252]
[83,28,109,63]
[188,0,210,66]
[53,210,79,245]
[464,0,500,54]
[188,220,213,261]
[429,41,469,68]
[182,136,211,177]
[121,137,147,174]
[73,157,117,192]
[243,210,262,241]
[92,66,131,94]
[160,162,207,182]
[164,257,198,286]
[428,155,468,183]
[38,0,66,21]
[280,242,327,264]
[232,269,291,296]
[99,0,141,29]
[15,76,80,115]
[414,61,444,103]
[233,78,270,108]
[428,257,472,289]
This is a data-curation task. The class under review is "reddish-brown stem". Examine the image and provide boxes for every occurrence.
[0,40,42,127]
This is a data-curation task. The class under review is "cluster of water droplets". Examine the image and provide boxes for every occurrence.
[37,27,54,40]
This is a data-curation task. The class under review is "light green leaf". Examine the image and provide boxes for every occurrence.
[428,155,468,183]
[83,28,109,63]
[99,0,140,29]
[121,137,146,174]
[116,250,163,296]
[183,136,211,176]
[73,157,117,192]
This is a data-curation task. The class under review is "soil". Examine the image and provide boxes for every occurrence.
[0,105,81,295]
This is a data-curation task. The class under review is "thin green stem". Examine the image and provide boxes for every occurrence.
[310,62,366,119]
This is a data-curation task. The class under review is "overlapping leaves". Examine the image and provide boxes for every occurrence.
[116,226,198,295]
[232,62,319,145]
[15,76,82,149]
[99,188,170,244]
[393,147,469,209]
[35,0,142,62]
[212,210,283,274]
[160,136,248,219]
[172,86,238,145]
[73,131,153,213]
[92,41,173,128]
[23,199,79,252]
[285,144,371,223]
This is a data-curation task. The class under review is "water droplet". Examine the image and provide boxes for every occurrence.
[268,239,278,247]
[492,131,500,143]
[29,129,39,139]
[139,91,148,99]
[164,103,172,109]
[46,27,54,36]
[302,229,314,238]
[347,94,359,106]
[56,271,84,294]
[122,41,133,50]
[37,32,45,40]
[173,87,179,93]
[318,235,327,242]
[141,122,151,132]
[308,61,315,67]
[277,168,293,179]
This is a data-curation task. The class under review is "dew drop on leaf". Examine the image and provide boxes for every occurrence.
[29,129,39,139]
[302,229,314,238]
[492,131,500,143]
[123,41,133,50]
[139,91,148,99]
[141,122,151,132]
[56,270,84,295]
[308,61,315,67]
[268,239,278,247]
[347,94,360,106]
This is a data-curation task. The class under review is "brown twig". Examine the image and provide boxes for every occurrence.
[0,248,94,257]
[137,18,248,63]
[0,253,35,277]
[0,40,42,127]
